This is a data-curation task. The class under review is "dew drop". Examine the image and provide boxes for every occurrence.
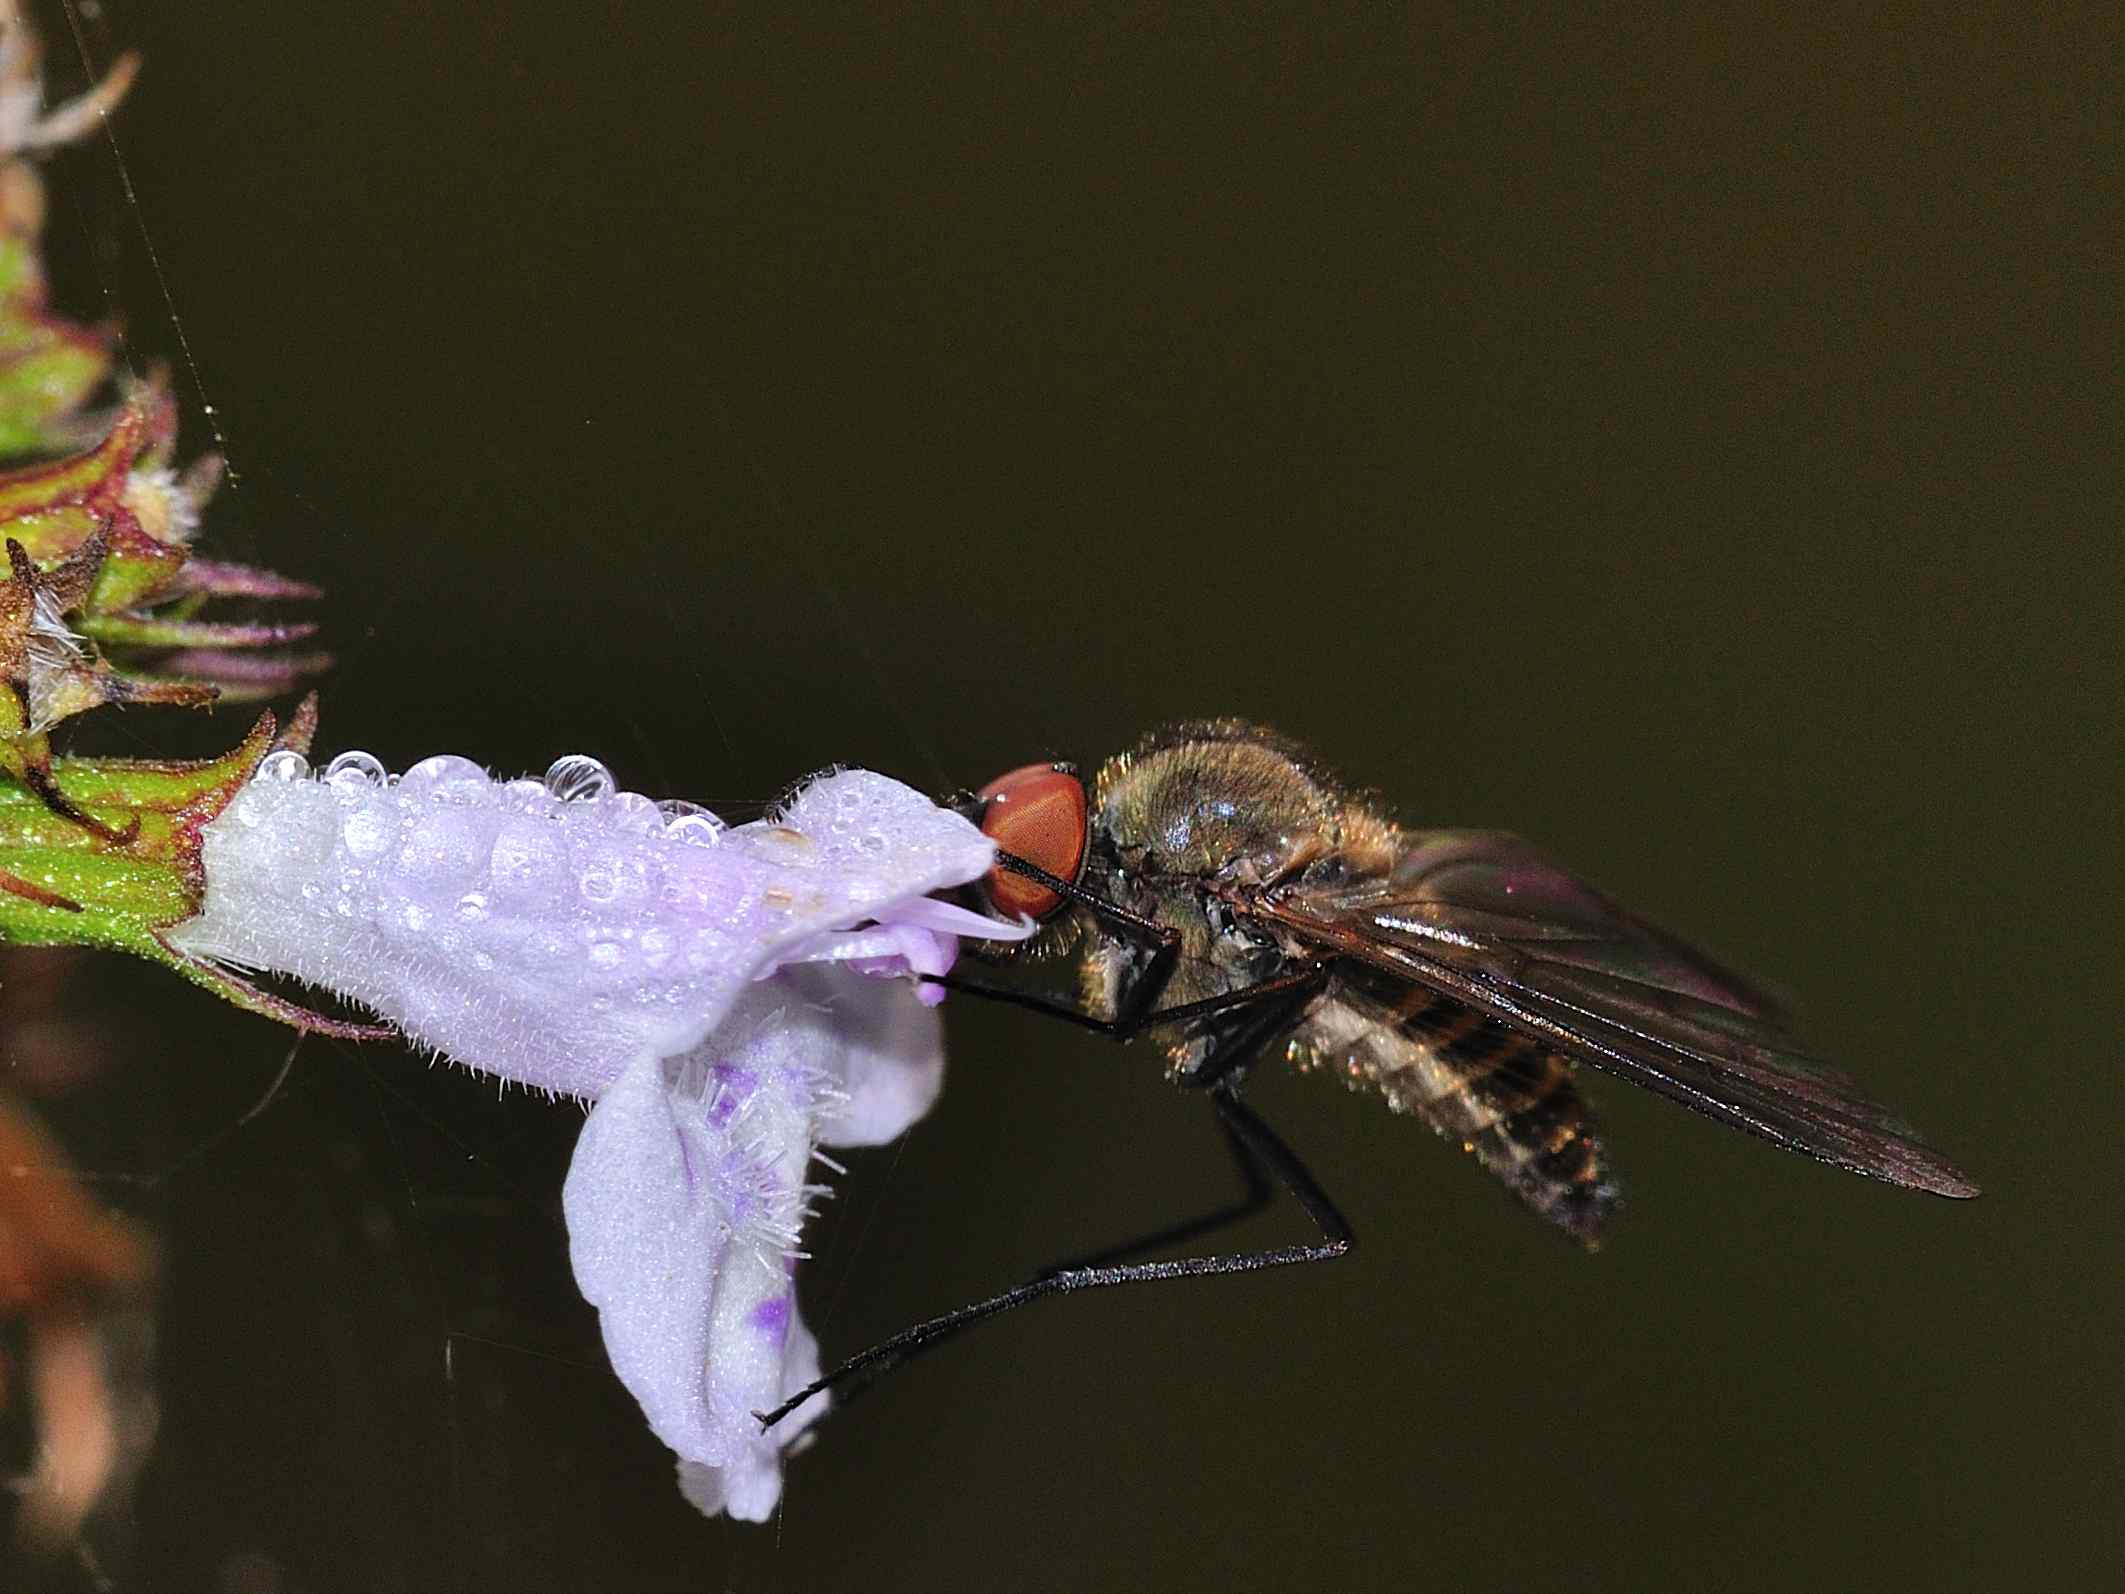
[402,902,430,933]
[456,891,489,922]
[659,799,726,846]
[255,749,309,783]
[640,925,675,968]
[579,866,618,904]
[656,798,720,825]
[342,807,392,859]
[666,814,723,847]
[588,939,623,968]
[394,810,487,889]
[324,750,388,790]
[607,791,661,833]
[400,754,490,803]
[544,754,615,804]
[489,821,566,905]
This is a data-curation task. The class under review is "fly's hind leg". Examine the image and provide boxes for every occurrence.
[1033,1111,1270,1280]
[754,1077,1353,1433]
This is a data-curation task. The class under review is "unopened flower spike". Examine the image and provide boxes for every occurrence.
[0,409,321,835]
[0,18,138,158]
[0,16,137,457]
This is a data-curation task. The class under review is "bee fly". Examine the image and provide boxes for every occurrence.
[759,718,1976,1427]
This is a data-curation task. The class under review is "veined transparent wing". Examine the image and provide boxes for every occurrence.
[1251,830,1979,1198]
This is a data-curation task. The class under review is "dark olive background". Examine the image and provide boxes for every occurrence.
[7,3,2116,1591]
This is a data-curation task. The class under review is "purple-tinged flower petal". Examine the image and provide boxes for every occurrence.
[170,762,998,1100]
[564,967,937,1520]
[563,995,831,1521]
[793,964,948,1150]
[766,892,1029,1000]
[174,749,1005,1522]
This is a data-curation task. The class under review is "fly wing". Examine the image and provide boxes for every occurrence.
[1256,831,1978,1198]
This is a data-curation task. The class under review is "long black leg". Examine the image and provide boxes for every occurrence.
[1171,966,1330,1089]
[1032,1113,1269,1279]
[755,1079,1353,1432]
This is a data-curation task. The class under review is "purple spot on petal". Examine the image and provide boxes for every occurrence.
[750,1295,792,1344]
[706,1063,758,1126]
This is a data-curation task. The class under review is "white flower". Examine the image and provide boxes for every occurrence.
[168,752,1012,1100]
[566,963,945,1519]
[170,749,1028,1517]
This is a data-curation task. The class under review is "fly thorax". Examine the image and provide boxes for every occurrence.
[1096,745,1334,883]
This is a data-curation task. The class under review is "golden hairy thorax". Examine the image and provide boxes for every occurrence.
[1089,719,1398,889]
[1074,721,1399,1052]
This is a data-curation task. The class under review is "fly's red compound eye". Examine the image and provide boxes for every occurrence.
[976,763,1087,921]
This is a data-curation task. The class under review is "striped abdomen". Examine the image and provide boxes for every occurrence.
[1291,972,1621,1245]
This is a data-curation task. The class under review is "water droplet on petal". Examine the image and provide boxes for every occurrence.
[607,791,661,832]
[394,810,488,888]
[656,798,718,824]
[659,799,726,846]
[342,808,391,859]
[640,925,675,968]
[489,821,566,905]
[255,749,309,783]
[456,891,489,922]
[544,754,615,804]
[666,814,723,847]
[400,754,490,803]
[324,750,388,790]
[686,929,723,972]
